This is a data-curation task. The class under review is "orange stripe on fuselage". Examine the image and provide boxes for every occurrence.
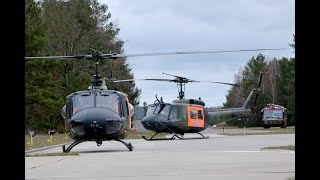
[187,106,204,128]
[126,95,131,129]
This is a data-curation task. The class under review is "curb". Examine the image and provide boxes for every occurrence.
[25,143,71,154]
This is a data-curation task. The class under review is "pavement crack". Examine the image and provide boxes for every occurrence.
[26,157,70,170]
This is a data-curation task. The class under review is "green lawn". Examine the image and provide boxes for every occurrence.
[25,133,72,151]
[25,131,164,151]
[261,145,295,151]
[218,126,295,136]
[25,152,79,157]
[25,127,294,151]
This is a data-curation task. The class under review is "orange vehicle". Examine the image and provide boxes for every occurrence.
[261,104,288,128]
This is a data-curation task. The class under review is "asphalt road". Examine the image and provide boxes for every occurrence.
[25,132,294,180]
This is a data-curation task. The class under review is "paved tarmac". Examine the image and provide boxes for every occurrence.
[25,132,295,180]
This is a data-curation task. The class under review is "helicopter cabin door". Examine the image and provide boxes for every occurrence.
[187,106,204,128]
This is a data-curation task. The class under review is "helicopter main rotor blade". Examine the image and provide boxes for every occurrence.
[111,78,176,83]
[198,81,240,86]
[111,78,200,83]
[111,78,236,86]
[26,48,285,60]
[25,55,92,60]
[106,48,286,58]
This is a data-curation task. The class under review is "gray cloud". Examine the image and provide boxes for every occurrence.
[100,0,295,107]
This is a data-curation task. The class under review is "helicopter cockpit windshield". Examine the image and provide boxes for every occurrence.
[96,93,120,114]
[146,104,183,120]
[146,104,170,117]
[155,105,171,117]
[72,93,94,115]
[70,92,121,116]
[146,105,156,115]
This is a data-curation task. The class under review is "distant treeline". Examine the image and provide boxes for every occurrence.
[25,0,141,133]
[223,35,295,126]
[25,0,295,132]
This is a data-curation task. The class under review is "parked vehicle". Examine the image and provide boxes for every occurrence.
[261,104,287,128]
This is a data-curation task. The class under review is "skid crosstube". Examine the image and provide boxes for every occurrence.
[142,132,209,141]
[142,135,177,141]
[62,139,133,152]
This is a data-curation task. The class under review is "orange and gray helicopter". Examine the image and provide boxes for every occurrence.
[112,72,263,141]
[25,48,276,151]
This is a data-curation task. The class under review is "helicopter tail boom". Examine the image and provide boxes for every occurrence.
[206,91,255,126]
[206,71,263,126]
[206,89,257,126]
[242,71,263,109]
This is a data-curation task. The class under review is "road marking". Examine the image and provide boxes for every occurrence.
[213,150,295,153]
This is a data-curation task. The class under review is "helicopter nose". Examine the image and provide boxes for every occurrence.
[70,108,122,136]
[141,115,152,130]
[141,114,167,131]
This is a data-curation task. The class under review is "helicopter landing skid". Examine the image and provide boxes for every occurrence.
[142,135,178,141]
[142,132,176,141]
[179,132,209,140]
[116,139,134,151]
[62,139,133,152]
[142,133,184,141]
[62,140,85,153]
[142,132,209,141]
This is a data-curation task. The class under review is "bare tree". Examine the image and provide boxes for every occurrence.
[232,68,245,107]
[224,68,245,108]
[265,58,281,103]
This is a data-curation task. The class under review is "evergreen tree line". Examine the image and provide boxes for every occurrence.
[25,0,141,133]
[223,35,295,127]
[25,0,295,131]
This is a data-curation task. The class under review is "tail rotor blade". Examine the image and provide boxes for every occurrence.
[253,71,263,106]
[252,71,263,115]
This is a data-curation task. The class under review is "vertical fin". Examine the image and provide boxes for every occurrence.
[241,71,263,109]
[252,71,263,108]
[241,89,256,109]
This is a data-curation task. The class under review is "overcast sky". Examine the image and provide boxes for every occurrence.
[99,0,295,107]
